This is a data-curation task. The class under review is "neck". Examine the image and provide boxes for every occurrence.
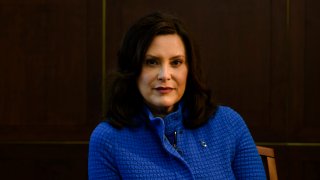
[151,107,172,118]
[146,104,177,118]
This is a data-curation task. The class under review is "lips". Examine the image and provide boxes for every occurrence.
[154,87,174,94]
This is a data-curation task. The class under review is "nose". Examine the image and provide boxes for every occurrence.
[157,64,171,81]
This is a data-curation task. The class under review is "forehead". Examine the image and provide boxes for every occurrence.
[145,34,185,56]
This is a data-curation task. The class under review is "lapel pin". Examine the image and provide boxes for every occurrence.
[200,140,207,148]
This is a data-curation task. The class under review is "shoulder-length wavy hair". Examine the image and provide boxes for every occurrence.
[106,12,216,129]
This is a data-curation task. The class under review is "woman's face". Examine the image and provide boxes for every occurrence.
[137,34,188,115]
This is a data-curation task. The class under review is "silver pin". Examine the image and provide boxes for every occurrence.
[200,140,207,148]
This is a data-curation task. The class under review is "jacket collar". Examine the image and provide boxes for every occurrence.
[144,102,184,136]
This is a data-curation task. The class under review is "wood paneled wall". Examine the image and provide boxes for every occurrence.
[0,0,319,179]
[104,0,288,142]
[0,0,102,141]
[0,0,101,179]
[104,0,320,179]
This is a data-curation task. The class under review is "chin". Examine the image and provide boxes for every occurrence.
[156,101,175,107]
[156,101,178,110]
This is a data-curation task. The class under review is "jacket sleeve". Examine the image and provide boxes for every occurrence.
[229,110,267,179]
[88,123,120,180]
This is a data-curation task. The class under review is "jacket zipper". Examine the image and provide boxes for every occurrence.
[173,131,177,148]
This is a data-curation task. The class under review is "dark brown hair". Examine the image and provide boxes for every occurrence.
[105,12,216,128]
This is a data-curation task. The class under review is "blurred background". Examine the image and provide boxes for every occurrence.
[0,0,319,179]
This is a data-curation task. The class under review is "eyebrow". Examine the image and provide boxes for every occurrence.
[144,55,158,59]
[144,55,186,60]
[170,55,186,60]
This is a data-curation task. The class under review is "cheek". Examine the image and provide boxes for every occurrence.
[137,70,152,91]
[139,73,149,86]
[179,69,188,86]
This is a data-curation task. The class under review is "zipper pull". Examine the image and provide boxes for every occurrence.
[173,131,177,148]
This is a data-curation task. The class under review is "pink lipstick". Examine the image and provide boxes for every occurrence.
[155,87,173,94]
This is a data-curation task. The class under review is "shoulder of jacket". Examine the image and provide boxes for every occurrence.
[89,122,120,144]
[215,106,244,122]
[208,106,248,133]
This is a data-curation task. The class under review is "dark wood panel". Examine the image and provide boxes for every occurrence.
[303,0,320,139]
[1,0,319,179]
[288,0,320,142]
[0,143,88,180]
[274,146,320,180]
[105,0,287,142]
[0,0,102,140]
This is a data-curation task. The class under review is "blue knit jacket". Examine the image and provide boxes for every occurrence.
[88,106,266,179]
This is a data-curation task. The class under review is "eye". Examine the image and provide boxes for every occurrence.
[145,58,159,66]
[171,59,184,67]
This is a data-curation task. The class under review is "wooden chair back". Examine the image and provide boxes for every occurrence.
[257,146,278,180]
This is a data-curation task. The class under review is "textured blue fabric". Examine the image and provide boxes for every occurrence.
[88,106,266,179]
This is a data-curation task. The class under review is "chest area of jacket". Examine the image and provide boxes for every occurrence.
[113,128,236,179]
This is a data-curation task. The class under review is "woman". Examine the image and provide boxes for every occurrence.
[88,12,266,179]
